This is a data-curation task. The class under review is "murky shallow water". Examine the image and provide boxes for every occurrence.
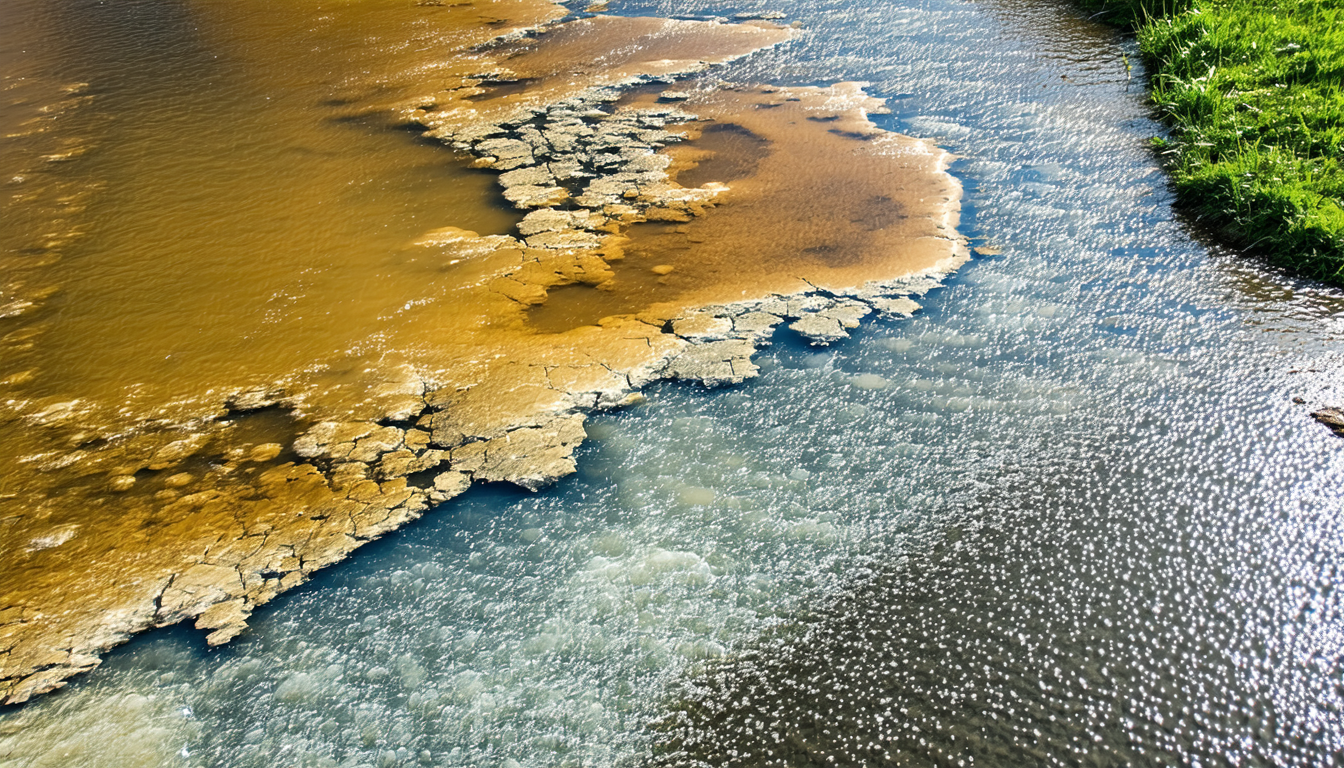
[0,0,545,422]
[2,0,1342,766]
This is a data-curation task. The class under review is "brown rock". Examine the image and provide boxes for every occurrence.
[1313,408,1344,437]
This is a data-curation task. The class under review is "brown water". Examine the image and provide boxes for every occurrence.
[0,0,563,631]
[2,0,1341,765]
[0,0,573,703]
[0,1,806,442]
[1,0,967,706]
[529,83,961,331]
[0,0,565,428]
[672,122,772,189]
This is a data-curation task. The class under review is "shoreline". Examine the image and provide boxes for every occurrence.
[1080,0,1343,285]
[0,8,966,705]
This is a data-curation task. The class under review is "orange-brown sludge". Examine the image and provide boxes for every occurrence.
[0,1,965,704]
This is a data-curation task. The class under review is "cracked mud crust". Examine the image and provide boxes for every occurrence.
[0,4,965,704]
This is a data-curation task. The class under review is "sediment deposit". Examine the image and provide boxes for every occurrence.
[0,2,965,704]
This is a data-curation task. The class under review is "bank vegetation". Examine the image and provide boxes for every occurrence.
[1090,0,1343,285]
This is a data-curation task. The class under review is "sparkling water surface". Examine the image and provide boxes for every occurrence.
[1,0,1341,766]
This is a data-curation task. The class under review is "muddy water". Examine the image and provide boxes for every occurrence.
[1,0,965,706]
[0,0,557,422]
[528,83,960,331]
[1,0,1342,767]
[0,0,566,702]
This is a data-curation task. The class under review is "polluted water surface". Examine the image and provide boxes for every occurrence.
[2,0,1343,766]
[0,0,964,704]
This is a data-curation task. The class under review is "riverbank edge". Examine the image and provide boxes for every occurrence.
[0,18,971,706]
[1080,0,1343,286]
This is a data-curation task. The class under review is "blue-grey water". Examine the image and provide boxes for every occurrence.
[1,0,1342,766]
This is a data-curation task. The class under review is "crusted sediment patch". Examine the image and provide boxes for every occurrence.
[0,8,966,704]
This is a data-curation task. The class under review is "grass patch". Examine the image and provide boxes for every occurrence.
[1083,0,1344,285]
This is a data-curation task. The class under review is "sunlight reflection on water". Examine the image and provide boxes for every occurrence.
[0,0,1340,766]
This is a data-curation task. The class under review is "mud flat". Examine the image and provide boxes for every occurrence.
[0,2,965,703]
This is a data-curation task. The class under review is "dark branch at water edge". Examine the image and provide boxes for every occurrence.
[1081,0,1344,286]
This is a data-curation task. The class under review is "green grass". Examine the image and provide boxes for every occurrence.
[1082,0,1344,285]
